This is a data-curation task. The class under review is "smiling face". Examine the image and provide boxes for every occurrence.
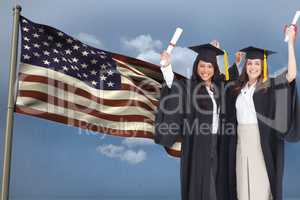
[197,60,215,82]
[246,59,262,82]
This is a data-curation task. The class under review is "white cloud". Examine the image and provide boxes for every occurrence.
[136,49,161,65]
[122,34,162,53]
[121,137,154,148]
[121,34,196,78]
[96,144,124,158]
[96,144,147,165]
[121,149,146,164]
[75,32,104,47]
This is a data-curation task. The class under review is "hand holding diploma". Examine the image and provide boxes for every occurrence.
[285,24,298,44]
[235,51,246,66]
[160,51,171,67]
[160,27,183,66]
[284,11,300,42]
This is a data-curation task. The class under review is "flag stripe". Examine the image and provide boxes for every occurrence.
[16,97,154,132]
[15,106,154,138]
[117,63,162,93]
[19,73,156,112]
[19,63,159,106]
[112,53,162,75]
[120,62,164,83]
[18,82,155,120]
[17,90,154,124]
[164,146,181,157]
[117,64,161,94]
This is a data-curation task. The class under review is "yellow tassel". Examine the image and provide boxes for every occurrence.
[224,50,229,81]
[263,49,267,82]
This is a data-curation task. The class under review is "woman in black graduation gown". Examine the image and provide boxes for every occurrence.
[154,42,231,200]
[226,25,300,200]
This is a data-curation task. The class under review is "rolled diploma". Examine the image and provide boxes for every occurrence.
[160,27,183,66]
[284,11,300,42]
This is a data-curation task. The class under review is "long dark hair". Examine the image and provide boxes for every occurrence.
[190,55,222,109]
[191,55,221,84]
[233,58,268,94]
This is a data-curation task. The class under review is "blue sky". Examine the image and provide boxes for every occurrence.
[0,0,300,199]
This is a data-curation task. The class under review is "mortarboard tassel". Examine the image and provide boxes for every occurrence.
[224,50,229,81]
[263,49,267,82]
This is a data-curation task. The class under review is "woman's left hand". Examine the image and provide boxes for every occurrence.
[286,24,297,44]
[210,40,220,48]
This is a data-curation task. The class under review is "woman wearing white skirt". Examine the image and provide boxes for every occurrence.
[226,25,300,200]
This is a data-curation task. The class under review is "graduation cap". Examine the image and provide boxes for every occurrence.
[188,44,230,80]
[239,46,276,82]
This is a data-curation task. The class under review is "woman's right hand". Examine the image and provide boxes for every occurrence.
[235,51,245,66]
[160,51,171,67]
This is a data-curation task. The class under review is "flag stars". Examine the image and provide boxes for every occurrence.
[72,57,79,63]
[24,45,30,50]
[91,70,97,75]
[43,60,50,65]
[53,58,60,63]
[22,19,28,23]
[33,52,40,57]
[65,49,72,55]
[47,36,54,41]
[23,27,29,32]
[82,51,89,56]
[66,38,73,44]
[73,45,80,50]
[43,51,50,56]
[91,59,97,64]
[56,43,62,48]
[43,41,49,47]
[33,33,40,38]
[107,81,114,87]
[33,43,40,48]
[100,75,107,81]
[81,63,88,69]
[23,54,31,60]
[19,20,120,90]
[57,32,64,36]
[107,70,114,76]
[91,80,97,86]
[101,64,107,70]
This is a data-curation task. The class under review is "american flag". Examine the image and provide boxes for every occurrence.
[16,16,183,157]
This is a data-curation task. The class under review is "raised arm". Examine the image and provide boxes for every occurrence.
[160,51,174,88]
[286,25,298,83]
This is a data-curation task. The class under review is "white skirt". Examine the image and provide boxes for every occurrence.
[236,124,273,200]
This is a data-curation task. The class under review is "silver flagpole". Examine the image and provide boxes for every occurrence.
[1,4,22,200]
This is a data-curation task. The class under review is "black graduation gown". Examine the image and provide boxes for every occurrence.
[225,71,300,200]
[154,74,230,200]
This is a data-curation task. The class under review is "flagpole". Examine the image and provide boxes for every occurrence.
[1,5,21,200]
